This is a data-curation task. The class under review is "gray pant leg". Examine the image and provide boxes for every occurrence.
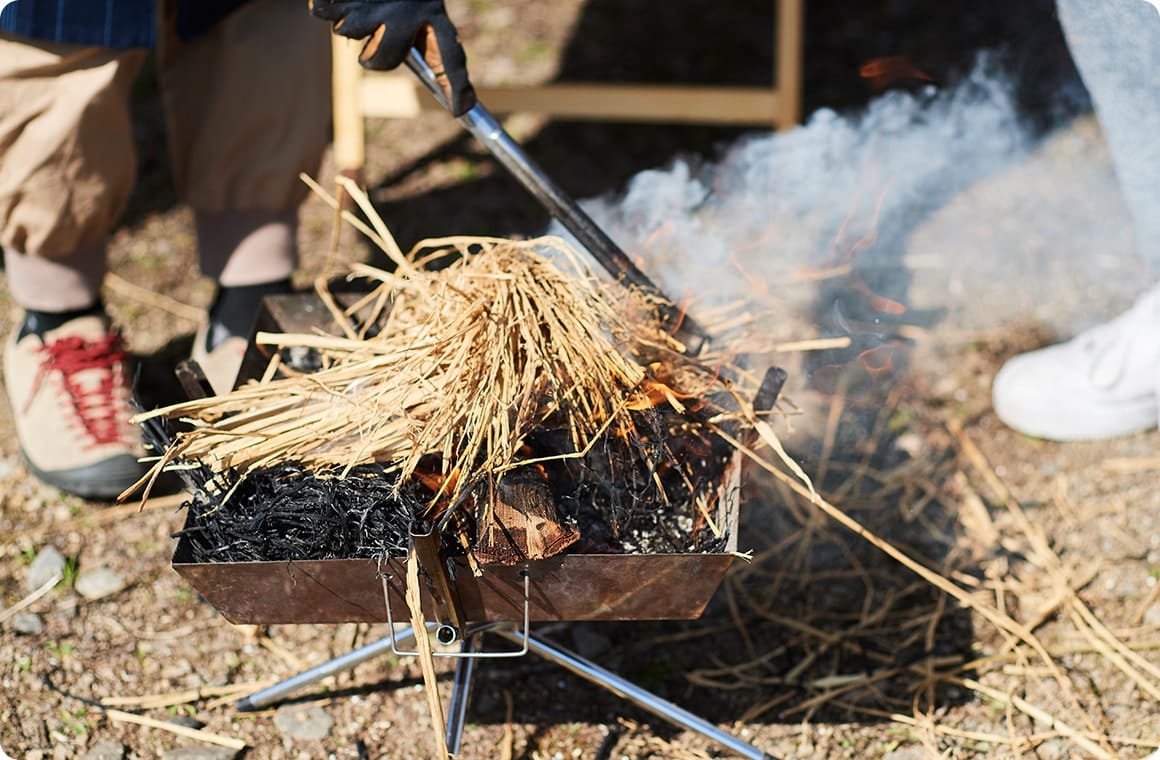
[1056,0,1160,270]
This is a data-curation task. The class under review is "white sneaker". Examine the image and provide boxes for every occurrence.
[991,284,1160,441]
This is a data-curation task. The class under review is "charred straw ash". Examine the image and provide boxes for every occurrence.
[139,414,415,562]
[174,404,732,564]
[176,463,417,563]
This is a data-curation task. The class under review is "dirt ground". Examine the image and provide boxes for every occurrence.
[3,1,1160,758]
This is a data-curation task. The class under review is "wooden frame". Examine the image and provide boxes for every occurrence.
[331,0,804,176]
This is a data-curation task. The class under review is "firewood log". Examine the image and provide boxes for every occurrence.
[474,466,579,565]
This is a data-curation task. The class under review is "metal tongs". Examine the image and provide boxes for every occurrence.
[405,51,710,355]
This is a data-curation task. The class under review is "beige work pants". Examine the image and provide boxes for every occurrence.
[0,0,332,311]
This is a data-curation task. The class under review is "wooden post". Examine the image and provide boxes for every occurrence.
[776,0,804,130]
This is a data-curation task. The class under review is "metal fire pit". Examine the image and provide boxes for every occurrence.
[171,293,743,626]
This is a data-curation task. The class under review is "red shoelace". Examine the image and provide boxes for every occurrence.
[31,331,132,448]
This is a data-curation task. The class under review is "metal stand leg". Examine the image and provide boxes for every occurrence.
[495,629,775,760]
[235,625,776,759]
[236,626,418,712]
[445,634,478,755]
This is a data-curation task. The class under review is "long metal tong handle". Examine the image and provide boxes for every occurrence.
[404,51,708,352]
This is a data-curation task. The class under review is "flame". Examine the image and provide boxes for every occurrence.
[825,183,891,267]
[414,470,447,492]
[859,56,934,90]
[847,274,908,316]
[626,375,692,413]
[415,468,461,505]
[867,293,907,316]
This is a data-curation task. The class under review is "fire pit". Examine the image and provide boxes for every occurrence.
[163,285,762,625]
[157,285,780,760]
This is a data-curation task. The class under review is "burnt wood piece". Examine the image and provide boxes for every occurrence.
[175,358,216,400]
[474,466,580,565]
[754,366,788,412]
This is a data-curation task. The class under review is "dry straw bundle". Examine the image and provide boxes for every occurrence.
[125,231,742,531]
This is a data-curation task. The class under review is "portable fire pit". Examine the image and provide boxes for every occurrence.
[171,292,746,626]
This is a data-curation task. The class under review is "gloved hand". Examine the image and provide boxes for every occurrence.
[311,0,476,116]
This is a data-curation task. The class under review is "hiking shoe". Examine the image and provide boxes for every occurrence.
[190,321,247,395]
[4,314,148,499]
[991,284,1160,441]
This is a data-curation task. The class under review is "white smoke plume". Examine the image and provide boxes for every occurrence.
[556,55,1147,348]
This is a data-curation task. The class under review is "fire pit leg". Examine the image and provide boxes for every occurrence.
[235,626,421,712]
[445,634,478,754]
[496,629,778,760]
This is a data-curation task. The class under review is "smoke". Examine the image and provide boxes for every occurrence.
[554,54,1148,346]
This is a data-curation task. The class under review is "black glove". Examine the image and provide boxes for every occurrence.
[312,0,476,116]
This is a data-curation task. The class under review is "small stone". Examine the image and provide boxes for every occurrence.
[26,546,66,593]
[81,741,125,760]
[1033,739,1068,760]
[1144,604,1160,627]
[161,748,240,760]
[74,567,127,601]
[9,611,45,635]
[894,431,924,458]
[570,625,611,659]
[882,748,926,760]
[167,715,206,730]
[274,704,333,741]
